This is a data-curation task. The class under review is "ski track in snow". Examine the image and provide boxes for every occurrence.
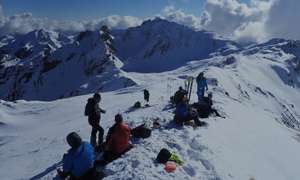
[0,50,300,180]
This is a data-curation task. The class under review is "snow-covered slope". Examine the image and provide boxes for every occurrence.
[1,39,300,180]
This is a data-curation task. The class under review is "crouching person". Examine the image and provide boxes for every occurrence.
[103,114,132,164]
[174,95,206,127]
[193,92,224,119]
[57,132,98,180]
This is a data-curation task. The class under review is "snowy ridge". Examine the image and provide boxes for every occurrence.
[0,38,300,179]
[0,29,136,101]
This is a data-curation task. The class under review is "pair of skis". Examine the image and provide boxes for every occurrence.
[185,76,194,103]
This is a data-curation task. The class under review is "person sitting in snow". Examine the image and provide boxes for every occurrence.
[193,92,223,118]
[196,72,208,102]
[85,93,106,150]
[102,114,132,164]
[174,94,206,127]
[57,132,98,180]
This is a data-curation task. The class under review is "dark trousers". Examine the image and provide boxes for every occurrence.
[69,167,100,180]
[89,120,104,147]
[103,145,133,164]
[175,114,202,126]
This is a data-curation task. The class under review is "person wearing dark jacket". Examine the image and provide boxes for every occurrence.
[144,89,150,103]
[103,114,132,164]
[57,132,97,180]
[85,93,106,148]
[174,95,206,126]
[173,87,188,105]
[193,92,222,118]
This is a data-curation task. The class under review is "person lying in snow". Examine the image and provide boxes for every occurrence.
[174,94,206,127]
[192,92,223,118]
[57,132,99,180]
[102,114,132,164]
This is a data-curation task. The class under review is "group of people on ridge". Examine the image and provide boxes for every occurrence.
[57,72,222,179]
[58,93,132,180]
[173,72,223,126]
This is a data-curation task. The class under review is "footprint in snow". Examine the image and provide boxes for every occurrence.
[183,164,197,177]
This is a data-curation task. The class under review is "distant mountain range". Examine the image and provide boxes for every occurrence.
[0,18,299,101]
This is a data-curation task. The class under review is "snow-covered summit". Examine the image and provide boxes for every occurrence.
[113,18,240,72]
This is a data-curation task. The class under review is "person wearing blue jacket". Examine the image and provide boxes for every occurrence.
[196,72,208,102]
[174,95,206,127]
[57,132,97,180]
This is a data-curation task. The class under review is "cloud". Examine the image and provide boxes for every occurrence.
[159,1,273,42]
[202,0,300,42]
[0,4,142,36]
[202,0,272,41]
[161,5,205,29]
[265,0,300,40]
[1,1,300,42]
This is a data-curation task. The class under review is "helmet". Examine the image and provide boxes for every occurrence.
[115,114,123,123]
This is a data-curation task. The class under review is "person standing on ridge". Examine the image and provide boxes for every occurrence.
[196,72,208,102]
[144,89,150,104]
[85,93,106,150]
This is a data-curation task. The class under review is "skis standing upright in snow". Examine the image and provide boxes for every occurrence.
[185,76,194,103]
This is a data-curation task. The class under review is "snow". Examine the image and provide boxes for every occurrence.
[1,41,300,180]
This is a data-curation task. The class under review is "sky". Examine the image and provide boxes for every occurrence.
[0,0,300,42]
[1,0,207,20]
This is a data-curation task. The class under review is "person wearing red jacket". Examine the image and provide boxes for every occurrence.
[103,114,132,163]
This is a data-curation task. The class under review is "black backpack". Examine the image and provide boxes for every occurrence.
[132,124,151,138]
[156,148,171,164]
[84,99,94,116]
[133,101,142,109]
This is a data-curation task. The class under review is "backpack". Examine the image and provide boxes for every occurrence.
[84,99,94,116]
[156,148,171,164]
[131,124,151,138]
[133,101,142,109]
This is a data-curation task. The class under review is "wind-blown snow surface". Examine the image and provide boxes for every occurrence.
[1,44,300,180]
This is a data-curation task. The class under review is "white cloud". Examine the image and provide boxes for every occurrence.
[1,1,300,42]
[0,4,142,36]
[202,0,300,42]
[265,0,300,40]
[159,1,273,42]
[161,5,205,29]
[202,0,272,40]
